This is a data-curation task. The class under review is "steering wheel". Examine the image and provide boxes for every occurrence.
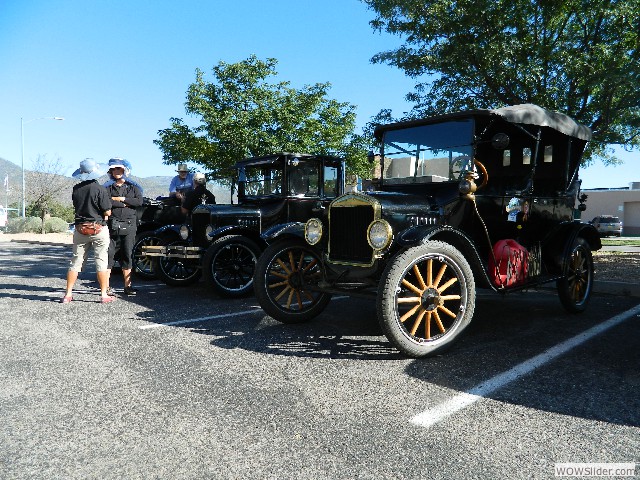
[474,159,488,190]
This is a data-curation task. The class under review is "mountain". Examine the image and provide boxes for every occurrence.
[0,157,231,209]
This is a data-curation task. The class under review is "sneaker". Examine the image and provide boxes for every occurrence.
[61,296,73,304]
[123,286,137,296]
[100,296,116,304]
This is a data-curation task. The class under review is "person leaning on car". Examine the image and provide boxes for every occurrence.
[104,157,143,296]
[181,172,216,214]
[169,163,194,205]
[62,158,113,304]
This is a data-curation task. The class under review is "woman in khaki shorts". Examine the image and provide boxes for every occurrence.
[61,158,114,304]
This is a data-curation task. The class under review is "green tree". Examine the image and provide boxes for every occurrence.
[364,0,640,164]
[26,155,71,233]
[155,55,371,177]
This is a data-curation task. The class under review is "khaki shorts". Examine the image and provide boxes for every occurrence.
[69,227,110,272]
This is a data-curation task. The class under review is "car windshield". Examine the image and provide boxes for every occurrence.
[381,119,475,185]
[600,217,620,223]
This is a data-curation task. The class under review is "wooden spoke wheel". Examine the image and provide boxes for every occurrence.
[557,237,593,313]
[378,240,475,357]
[254,239,331,323]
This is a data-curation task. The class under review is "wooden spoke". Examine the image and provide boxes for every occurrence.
[296,290,303,310]
[276,258,292,275]
[433,264,447,288]
[302,258,318,273]
[440,294,461,301]
[400,304,422,323]
[433,310,446,333]
[410,309,427,336]
[438,277,458,293]
[297,251,305,271]
[426,259,433,286]
[438,305,457,319]
[275,285,291,301]
[268,280,289,289]
[425,311,432,339]
[401,279,424,296]
[397,296,421,304]
[269,270,288,280]
[414,264,426,290]
[288,251,296,272]
[286,288,295,308]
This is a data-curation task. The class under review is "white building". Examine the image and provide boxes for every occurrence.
[582,182,640,236]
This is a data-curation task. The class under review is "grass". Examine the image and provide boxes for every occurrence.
[600,237,640,246]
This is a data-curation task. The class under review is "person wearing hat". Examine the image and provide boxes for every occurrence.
[181,172,216,215]
[62,158,113,303]
[103,158,144,194]
[169,163,194,205]
[104,157,143,296]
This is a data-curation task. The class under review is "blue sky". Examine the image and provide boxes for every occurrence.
[0,0,636,190]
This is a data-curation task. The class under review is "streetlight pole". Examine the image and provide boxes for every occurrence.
[20,116,64,217]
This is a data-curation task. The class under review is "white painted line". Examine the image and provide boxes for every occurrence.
[139,307,264,329]
[411,303,640,428]
[138,296,350,330]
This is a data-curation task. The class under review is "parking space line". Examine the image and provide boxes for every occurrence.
[411,303,640,429]
[138,307,264,329]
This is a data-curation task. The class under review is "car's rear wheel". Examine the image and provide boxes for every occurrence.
[203,235,261,297]
[132,232,161,280]
[557,237,593,313]
[378,241,475,358]
[254,239,331,323]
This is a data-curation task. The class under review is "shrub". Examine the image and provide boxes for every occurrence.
[6,217,41,233]
[45,217,70,233]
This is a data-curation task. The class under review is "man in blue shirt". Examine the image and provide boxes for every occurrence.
[169,163,194,204]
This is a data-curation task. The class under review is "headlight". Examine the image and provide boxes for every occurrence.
[367,219,392,250]
[179,225,190,240]
[205,225,214,241]
[305,218,323,245]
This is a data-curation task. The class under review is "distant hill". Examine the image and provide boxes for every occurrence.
[0,157,231,210]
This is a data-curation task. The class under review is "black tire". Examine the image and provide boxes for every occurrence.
[556,237,593,313]
[155,238,202,286]
[377,241,475,358]
[132,232,161,280]
[254,238,331,323]
[203,235,262,298]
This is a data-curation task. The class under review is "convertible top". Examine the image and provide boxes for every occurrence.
[374,103,592,141]
[490,104,592,141]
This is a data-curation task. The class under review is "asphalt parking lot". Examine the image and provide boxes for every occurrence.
[1,241,639,479]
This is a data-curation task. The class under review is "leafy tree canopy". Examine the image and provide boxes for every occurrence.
[364,0,640,164]
[155,55,370,177]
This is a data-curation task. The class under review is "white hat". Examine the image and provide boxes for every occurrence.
[72,158,106,181]
[193,172,206,185]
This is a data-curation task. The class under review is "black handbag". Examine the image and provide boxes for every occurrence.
[109,218,131,236]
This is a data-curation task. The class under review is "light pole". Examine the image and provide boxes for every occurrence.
[20,116,64,217]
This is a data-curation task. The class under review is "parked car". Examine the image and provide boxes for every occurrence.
[143,153,345,297]
[254,104,602,358]
[590,215,622,237]
[112,197,186,279]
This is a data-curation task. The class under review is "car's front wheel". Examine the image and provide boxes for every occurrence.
[132,232,161,280]
[203,235,261,297]
[556,237,593,313]
[155,238,202,286]
[254,239,331,323]
[378,241,476,358]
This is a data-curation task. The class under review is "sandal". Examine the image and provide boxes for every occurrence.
[100,296,116,304]
[61,296,73,304]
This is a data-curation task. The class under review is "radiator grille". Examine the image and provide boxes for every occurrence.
[328,205,374,264]
[191,210,210,248]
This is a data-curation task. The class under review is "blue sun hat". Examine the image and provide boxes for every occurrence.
[108,157,130,176]
[72,158,106,181]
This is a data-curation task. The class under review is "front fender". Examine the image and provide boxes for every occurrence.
[153,224,183,237]
[207,225,259,241]
[397,225,495,290]
[261,222,306,243]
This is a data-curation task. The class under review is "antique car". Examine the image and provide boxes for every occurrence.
[143,153,345,297]
[253,104,601,358]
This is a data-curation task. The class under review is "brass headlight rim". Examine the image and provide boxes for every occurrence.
[367,219,392,251]
[305,217,323,245]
